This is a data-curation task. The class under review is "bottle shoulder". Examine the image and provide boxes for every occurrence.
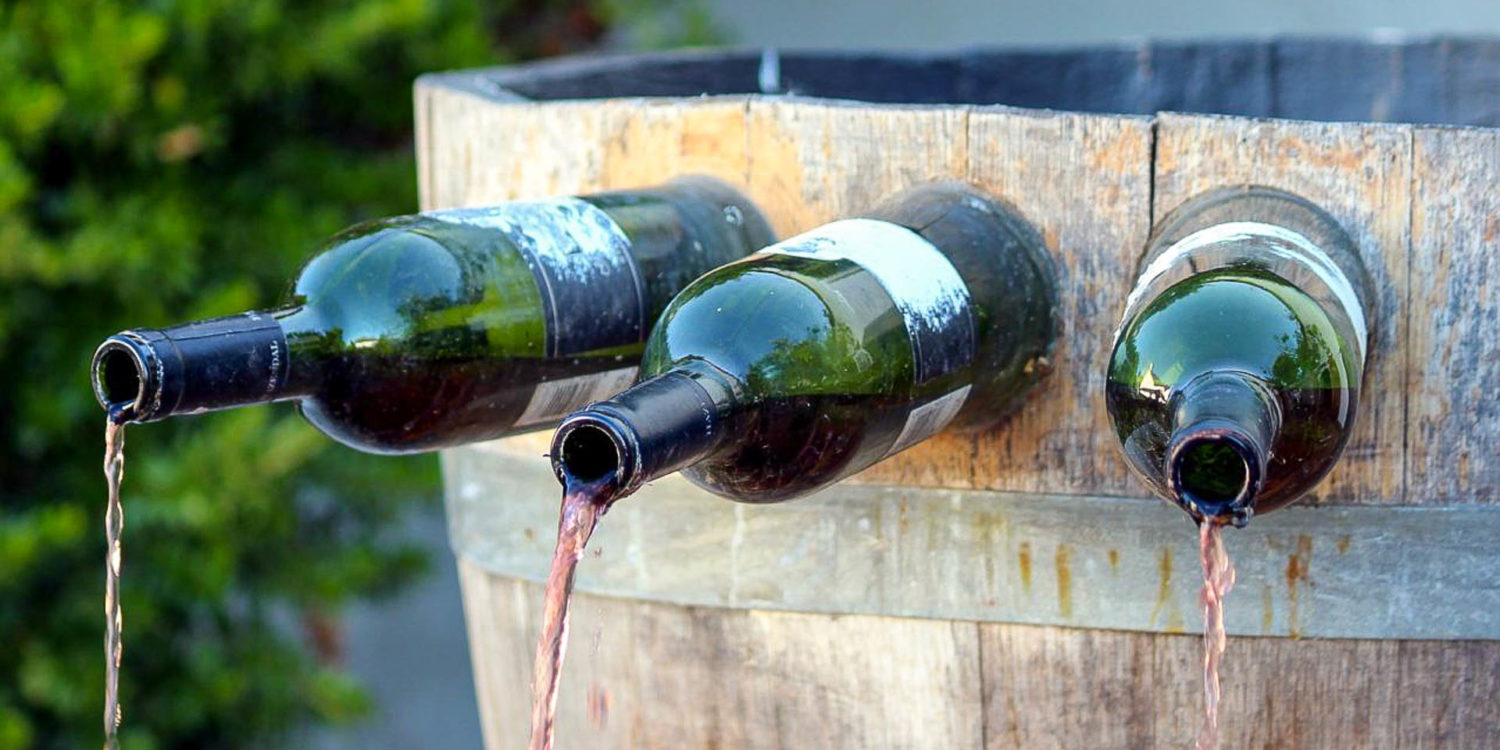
[642,256,914,396]
[293,222,458,303]
[1110,268,1358,393]
[287,219,545,356]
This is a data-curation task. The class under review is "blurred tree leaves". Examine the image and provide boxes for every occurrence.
[0,0,717,747]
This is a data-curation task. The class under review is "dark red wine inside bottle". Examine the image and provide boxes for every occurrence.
[550,182,1058,506]
[1106,187,1373,525]
[90,177,774,453]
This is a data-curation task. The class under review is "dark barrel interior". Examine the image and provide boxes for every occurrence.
[429,38,1500,127]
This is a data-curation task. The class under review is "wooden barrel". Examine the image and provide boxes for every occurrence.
[418,41,1500,748]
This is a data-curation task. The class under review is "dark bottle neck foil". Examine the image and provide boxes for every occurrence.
[551,366,734,502]
[1165,371,1283,526]
[92,310,302,423]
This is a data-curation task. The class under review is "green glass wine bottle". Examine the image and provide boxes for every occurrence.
[549,182,1058,505]
[90,176,774,453]
[1106,186,1373,525]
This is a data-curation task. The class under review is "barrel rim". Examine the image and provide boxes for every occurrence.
[418,38,1500,130]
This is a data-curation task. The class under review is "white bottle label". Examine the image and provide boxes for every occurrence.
[888,385,972,457]
[429,198,646,358]
[515,366,640,427]
[761,218,977,385]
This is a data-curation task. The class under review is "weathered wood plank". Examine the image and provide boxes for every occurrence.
[415,83,754,210]
[1394,639,1500,746]
[449,441,1500,640]
[462,564,1500,750]
[860,107,1153,496]
[595,98,751,191]
[415,86,614,209]
[1152,113,1414,505]
[981,622,1498,749]
[456,554,531,750]
[459,564,984,749]
[1407,126,1500,502]
[982,624,1158,748]
[743,97,970,237]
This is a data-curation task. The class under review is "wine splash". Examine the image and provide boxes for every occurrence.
[528,478,613,750]
[1196,520,1236,750]
[102,407,132,750]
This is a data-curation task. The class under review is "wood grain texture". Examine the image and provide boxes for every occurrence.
[458,562,984,750]
[416,85,754,211]
[460,564,1499,750]
[983,621,1500,749]
[1152,113,1414,505]
[1407,126,1500,502]
[743,97,970,237]
[418,87,610,209]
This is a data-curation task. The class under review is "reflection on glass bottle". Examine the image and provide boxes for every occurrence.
[91,177,775,453]
[1106,186,1373,525]
[551,182,1057,505]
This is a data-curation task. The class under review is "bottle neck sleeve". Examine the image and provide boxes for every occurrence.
[93,310,305,422]
[1166,371,1283,525]
[551,365,735,501]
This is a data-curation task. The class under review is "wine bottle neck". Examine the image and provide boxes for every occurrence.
[551,364,736,502]
[1166,371,1283,526]
[92,308,314,423]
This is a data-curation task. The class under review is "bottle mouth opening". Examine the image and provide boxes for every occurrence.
[1168,432,1259,524]
[556,421,624,485]
[92,339,149,418]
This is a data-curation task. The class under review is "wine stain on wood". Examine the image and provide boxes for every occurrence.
[1262,583,1274,634]
[1017,542,1033,595]
[1055,544,1073,619]
[1285,534,1314,639]
[586,683,610,730]
[1165,609,1186,634]
[1149,547,1173,629]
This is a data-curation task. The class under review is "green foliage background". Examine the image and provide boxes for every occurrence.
[0,1,716,747]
